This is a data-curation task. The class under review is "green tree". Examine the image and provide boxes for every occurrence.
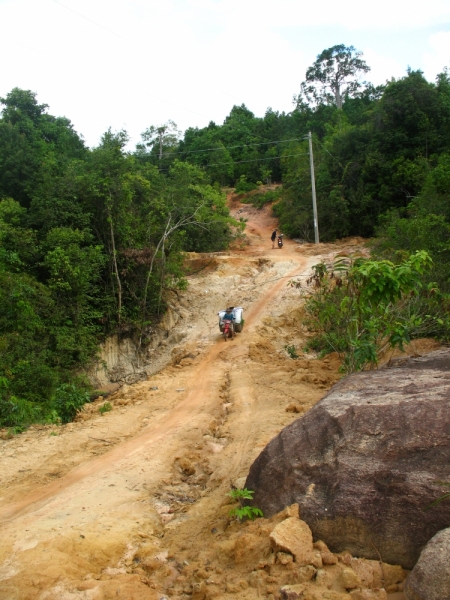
[299,45,371,109]
[0,88,85,208]
[137,120,181,169]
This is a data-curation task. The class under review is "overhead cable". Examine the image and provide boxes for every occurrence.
[158,152,308,172]
[158,137,305,157]
[52,0,124,40]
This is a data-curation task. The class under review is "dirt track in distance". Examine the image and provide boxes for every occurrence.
[0,193,419,599]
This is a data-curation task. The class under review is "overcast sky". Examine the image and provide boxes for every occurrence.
[1,0,450,148]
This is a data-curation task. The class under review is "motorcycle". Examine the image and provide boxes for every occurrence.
[278,234,283,248]
[222,319,234,341]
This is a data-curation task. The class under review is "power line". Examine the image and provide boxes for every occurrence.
[158,152,308,172]
[159,137,305,157]
[49,0,242,121]
[2,36,47,56]
[52,0,124,40]
[50,0,206,120]
[205,152,308,167]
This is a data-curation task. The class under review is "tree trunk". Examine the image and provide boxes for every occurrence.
[334,83,342,109]
[107,202,122,327]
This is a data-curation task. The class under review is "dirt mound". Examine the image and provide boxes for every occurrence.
[136,504,407,599]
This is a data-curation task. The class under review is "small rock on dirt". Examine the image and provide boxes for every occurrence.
[296,565,316,583]
[207,441,224,453]
[233,477,246,490]
[340,568,361,589]
[277,552,294,565]
[285,403,302,413]
[176,457,196,475]
[280,584,306,599]
[269,517,314,566]
[321,550,338,565]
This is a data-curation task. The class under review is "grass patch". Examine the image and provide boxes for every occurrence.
[241,188,281,209]
[99,402,112,415]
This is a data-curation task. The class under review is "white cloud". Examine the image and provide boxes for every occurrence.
[423,31,450,80]
[188,0,450,30]
[1,0,449,147]
[362,47,405,85]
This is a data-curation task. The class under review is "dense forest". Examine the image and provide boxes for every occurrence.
[1,44,450,427]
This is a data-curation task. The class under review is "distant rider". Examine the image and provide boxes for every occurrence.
[223,307,236,339]
[271,229,277,249]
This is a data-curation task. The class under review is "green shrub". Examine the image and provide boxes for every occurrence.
[241,188,281,208]
[304,251,446,373]
[53,383,89,423]
[99,401,112,414]
[235,175,258,194]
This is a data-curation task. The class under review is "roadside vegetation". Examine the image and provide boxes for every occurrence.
[0,90,235,427]
[302,251,450,373]
[1,44,450,425]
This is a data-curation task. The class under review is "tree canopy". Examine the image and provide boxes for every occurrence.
[2,48,450,427]
[299,44,371,109]
[0,90,234,428]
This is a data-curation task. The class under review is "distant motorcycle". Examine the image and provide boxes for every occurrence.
[278,234,284,249]
[218,307,244,341]
[222,319,234,341]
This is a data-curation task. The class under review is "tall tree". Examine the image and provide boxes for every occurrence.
[299,44,371,109]
[138,120,181,162]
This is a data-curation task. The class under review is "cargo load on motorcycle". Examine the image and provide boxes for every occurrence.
[217,306,244,333]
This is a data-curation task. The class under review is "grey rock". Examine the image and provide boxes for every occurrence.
[245,350,450,568]
[404,527,450,600]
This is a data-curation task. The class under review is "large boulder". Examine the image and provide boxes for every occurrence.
[245,349,450,569]
[404,527,450,600]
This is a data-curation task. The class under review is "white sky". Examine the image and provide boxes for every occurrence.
[1,0,450,148]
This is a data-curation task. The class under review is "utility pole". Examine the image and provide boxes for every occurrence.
[308,131,319,244]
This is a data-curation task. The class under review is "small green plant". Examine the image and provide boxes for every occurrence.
[99,402,112,415]
[228,488,263,521]
[7,425,24,437]
[49,431,58,436]
[284,344,298,359]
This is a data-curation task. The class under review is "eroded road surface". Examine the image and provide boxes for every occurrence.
[1,195,371,599]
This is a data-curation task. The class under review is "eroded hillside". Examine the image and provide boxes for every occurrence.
[0,197,416,599]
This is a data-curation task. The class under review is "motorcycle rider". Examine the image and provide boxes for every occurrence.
[223,307,236,339]
[271,229,277,249]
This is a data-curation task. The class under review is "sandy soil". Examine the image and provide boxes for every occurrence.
[0,196,424,599]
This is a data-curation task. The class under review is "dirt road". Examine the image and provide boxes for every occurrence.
[0,197,378,599]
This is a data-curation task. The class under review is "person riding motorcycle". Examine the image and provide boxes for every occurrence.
[223,307,236,339]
